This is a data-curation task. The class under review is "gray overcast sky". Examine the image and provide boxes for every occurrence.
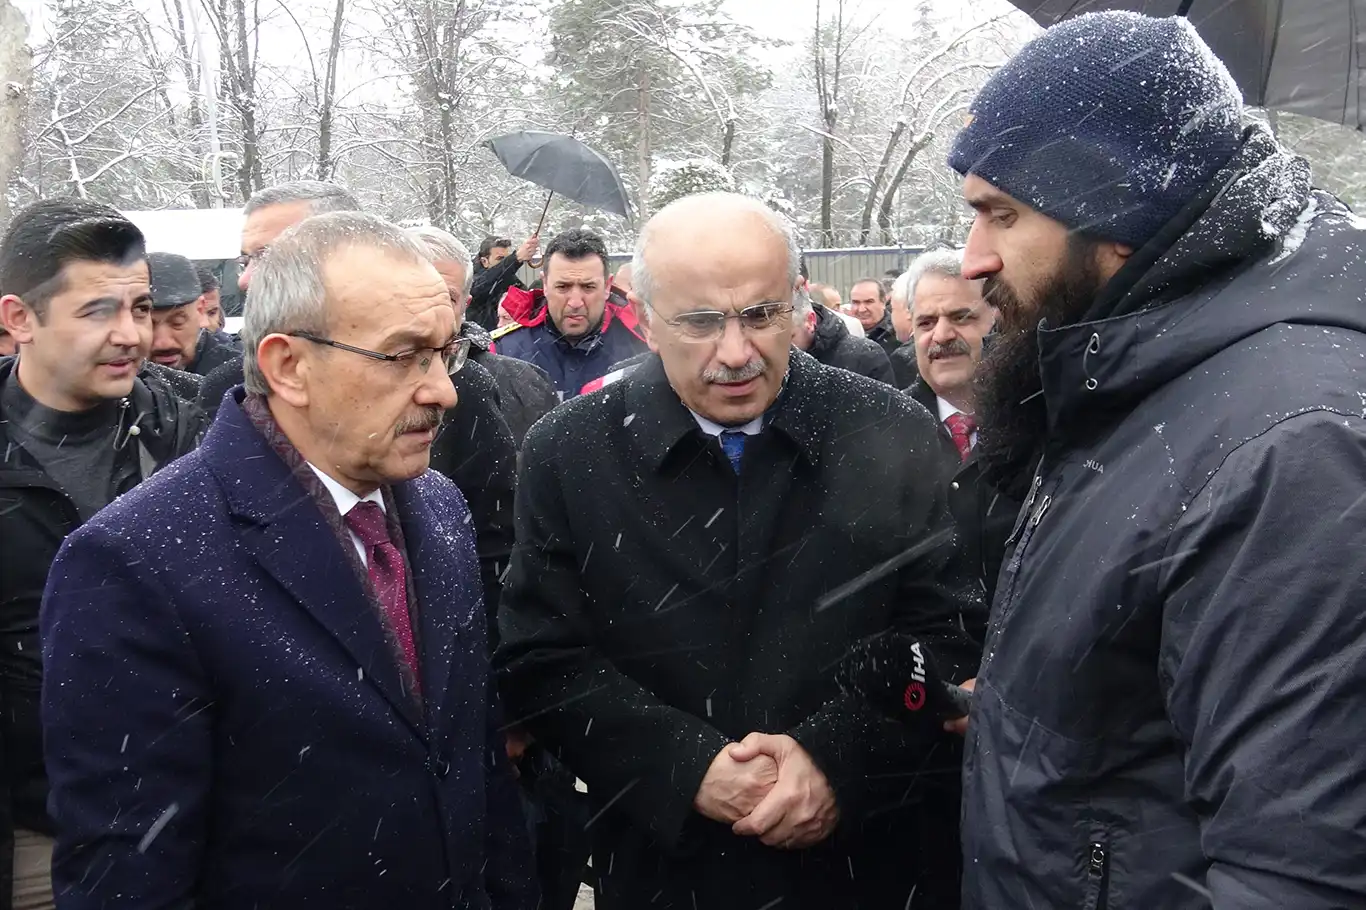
[14,0,1036,45]
[725,0,1035,43]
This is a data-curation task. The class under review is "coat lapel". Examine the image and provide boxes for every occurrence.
[908,379,964,464]
[391,479,464,726]
[204,396,424,736]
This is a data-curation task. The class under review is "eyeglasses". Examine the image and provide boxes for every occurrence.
[288,331,471,375]
[655,302,794,343]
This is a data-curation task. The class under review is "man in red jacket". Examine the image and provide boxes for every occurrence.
[491,229,646,401]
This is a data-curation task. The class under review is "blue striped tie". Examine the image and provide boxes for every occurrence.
[719,431,747,473]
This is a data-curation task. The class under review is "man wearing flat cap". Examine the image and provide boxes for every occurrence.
[147,251,239,377]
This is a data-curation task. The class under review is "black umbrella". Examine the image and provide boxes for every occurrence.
[1008,0,1366,130]
[484,131,632,233]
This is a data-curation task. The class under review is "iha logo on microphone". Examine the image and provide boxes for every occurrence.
[902,642,928,712]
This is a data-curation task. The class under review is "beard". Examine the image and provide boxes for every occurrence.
[973,235,1107,499]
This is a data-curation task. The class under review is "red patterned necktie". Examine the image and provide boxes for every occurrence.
[944,412,976,464]
[345,501,421,691]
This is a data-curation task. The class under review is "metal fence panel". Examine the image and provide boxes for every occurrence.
[514,247,924,297]
[803,247,924,297]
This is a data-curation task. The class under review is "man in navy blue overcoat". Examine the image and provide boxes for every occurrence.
[39,212,535,910]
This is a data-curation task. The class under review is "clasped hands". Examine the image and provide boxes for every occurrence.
[692,733,839,850]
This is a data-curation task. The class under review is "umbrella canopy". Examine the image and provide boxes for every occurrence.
[484,131,632,219]
[1008,0,1366,130]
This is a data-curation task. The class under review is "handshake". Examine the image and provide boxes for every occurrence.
[693,732,838,850]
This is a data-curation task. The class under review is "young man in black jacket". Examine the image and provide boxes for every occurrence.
[468,234,538,331]
[0,199,205,910]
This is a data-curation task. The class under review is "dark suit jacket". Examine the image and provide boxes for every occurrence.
[890,344,920,388]
[907,380,1019,636]
[497,351,978,910]
[40,389,534,910]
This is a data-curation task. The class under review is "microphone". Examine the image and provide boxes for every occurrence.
[836,633,971,727]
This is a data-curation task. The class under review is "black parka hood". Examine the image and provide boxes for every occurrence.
[1036,123,1366,444]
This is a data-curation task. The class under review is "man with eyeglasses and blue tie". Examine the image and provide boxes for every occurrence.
[496,192,977,909]
[41,212,536,910]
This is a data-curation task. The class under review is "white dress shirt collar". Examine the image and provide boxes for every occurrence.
[936,397,962,423]
[936,397,978,450]
[307,463,386,516]
[307,464,385,567]
[689,411,763,437]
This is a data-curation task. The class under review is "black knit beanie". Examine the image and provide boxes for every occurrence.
[949,11,1245,248]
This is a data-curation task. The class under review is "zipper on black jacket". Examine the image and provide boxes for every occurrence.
[1004,472,1044,548]
[1086,842,1110,910]
[981,463,1049,676]
[990,497,1048,633]
[1000,464,1048,604]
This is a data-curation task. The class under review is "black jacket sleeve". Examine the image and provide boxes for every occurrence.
[890,346,920,390]
[139,361,204,404]
[430,361,517,644]
[195,356,245,422]
[0,692,12,910]
[482,355,560,446]
[469,255,526,330]
[786,401,979,824]
[859,344,896,386]
[496,420,732,854]
[1160,413,1366,908]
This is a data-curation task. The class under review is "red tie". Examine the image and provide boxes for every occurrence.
[945,412,976,463]
[345,501,421,690]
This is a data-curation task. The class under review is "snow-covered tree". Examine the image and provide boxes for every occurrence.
[648,157,736,212]
[544,0,768,219]
[0,0,29,224]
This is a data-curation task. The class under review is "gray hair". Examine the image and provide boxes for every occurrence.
[242,212,430,395]
[632,192,800,321]
[407,225,473,294]
[243,180,360,217]
[895,248,964,308]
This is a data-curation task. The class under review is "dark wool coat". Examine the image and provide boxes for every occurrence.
[41,389,535,910]
[197,357,518,632]
[497,350,979,909]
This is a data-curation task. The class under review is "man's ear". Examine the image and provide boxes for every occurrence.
[627,291,652,345]
[1096,242,1134,283]
[1,294,38,344]
[638,299,659,353]
[256,334,310,408]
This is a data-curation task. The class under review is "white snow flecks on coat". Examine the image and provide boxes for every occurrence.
[1269,197,1322,265]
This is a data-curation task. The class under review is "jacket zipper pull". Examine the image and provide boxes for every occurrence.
[1088,842,1107,878]
[1029,494,1052,529]
[1005,474,1045,546]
